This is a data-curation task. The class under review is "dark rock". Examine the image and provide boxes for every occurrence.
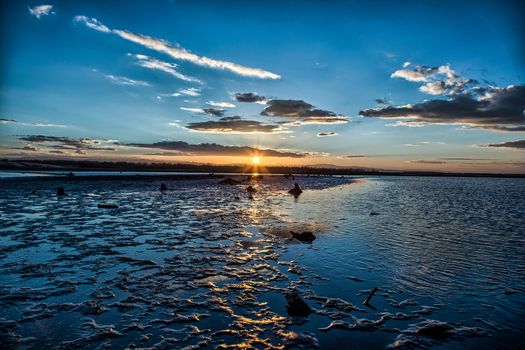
[288,183,303,196]
[160,183,168,191]
[218,178,241,185]
[370,212,380,216]
[291,231,316,243]
[66,172,75,177]
[98,204,119,209]
[56,187,65,196]
[285,289,312,317]
[246,185,257,193]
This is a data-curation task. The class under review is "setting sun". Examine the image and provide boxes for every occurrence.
[252,156,261,164]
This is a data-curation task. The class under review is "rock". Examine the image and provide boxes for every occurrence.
[98,204,119,209]
[218,178,241,185]
[285,289,312,317]
[160,183,168,191]
[56,187,66,196]
[370,212,380,216]
[246,185,257,193]
[291,231,316,243]
[288,183,303,196]
[66,172,75,177]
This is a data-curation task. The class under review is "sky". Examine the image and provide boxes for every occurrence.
[1,0,524,173]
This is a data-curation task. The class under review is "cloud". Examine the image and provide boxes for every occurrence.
[74,16,280,79]
[403,143,419,147]
[29,5,54,19]
[483,139,525,150]
[180,107,225,117]
[317,132,338,137]
[234,92,267,103]
[168,88,201,97]
[261,99,349,125]
[131,54,200,83]
[73,16,110,33]
[1,118,67,128]
[185,116,283,134]
[409,160,447,164]
[391,66,439,82]
[93,69,151,87]
[360,85,525,132]
[125,140,306,158]
[17,135,116,155]
[391,64,477,96]
[207,101,236,108]
[344,155,366,158]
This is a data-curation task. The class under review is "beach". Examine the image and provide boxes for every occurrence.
[1,174,524,349]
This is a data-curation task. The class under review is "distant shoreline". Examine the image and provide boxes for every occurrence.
[1,159,524,179]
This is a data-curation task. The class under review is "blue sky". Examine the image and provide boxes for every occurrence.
[1,0,524,172]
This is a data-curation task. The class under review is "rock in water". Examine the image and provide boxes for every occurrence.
[285,289,312,317]
[56,187,65,196]
[291,231,316,243]
[288,183,303,196]
[218,178,241,185]
[160,183,168,191]
[98,204,119,209]
[246,185,257,193]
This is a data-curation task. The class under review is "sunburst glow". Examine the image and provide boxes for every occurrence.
[252,156,261,164]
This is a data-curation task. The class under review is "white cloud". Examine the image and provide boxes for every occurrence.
[403,61,411,68]
[180,107,205,113]
[131,54,200,83]
[206,101,236,108]
[29,5,54,19]
[419,81,446,95]
[177,88,201,96]
[73,15,110,33]
[74,15,281,79]
[96,71,151,87]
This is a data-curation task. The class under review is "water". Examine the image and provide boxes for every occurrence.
[0,175,524,349]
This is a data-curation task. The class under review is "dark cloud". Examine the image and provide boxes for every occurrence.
[261,99,348,125]
[409,160,447,164]
[202,108,225,117]
[344,155,366,158]
[127,140,306,158]
[375,98,391,105]
[317,132,337,137]
[234,92,266,103]
[484,139,525,149]
[186,116,282,134]
[360,85,525,131]
[17,135,116,154]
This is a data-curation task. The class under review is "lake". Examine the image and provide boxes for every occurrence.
[0,175,524,349]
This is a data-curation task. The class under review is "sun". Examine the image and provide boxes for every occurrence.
[252,156,261,165]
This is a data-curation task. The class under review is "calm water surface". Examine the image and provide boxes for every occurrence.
[0,175,524,349]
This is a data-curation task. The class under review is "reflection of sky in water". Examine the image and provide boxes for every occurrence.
[0,176,524,349]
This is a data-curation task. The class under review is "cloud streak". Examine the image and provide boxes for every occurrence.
[126,140,306,158]
[74,16,280,79]
[131,54,200,83]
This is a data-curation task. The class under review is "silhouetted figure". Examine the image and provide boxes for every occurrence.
[160,183,168,191]
[246,185,257,193]
[66,172,75,177]
[288,183,303,196]
[56,187,65,196]
[284,173,295,180]
[248,194,254,200]
[218,178,241,185]
[285,289,312,317]
[98,204,119,209]
[291,231,316,243]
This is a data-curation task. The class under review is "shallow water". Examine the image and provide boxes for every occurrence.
[0,175,524,349]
